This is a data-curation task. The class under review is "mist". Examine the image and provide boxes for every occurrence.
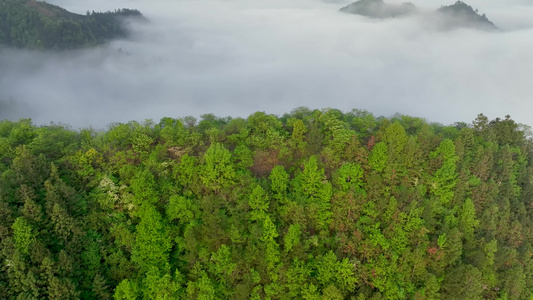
[1,0,533,129]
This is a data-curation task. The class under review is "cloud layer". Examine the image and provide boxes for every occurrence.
[1,0,532,128]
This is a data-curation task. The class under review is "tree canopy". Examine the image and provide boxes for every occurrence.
[1,109,533,299]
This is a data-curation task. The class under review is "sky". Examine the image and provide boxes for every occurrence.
[1,0,532,129]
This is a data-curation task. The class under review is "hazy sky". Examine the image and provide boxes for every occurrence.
[1,0,532,129]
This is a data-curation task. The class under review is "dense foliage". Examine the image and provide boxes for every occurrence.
[1,108,533,299]
[0,0,142,50]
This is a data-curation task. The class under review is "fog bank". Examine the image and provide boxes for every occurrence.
[1,0,532,128]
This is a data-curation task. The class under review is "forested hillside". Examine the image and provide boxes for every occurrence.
[1,108,533,299]
[436,1,497,30]
[340,0,497,30]
[0,0,142,50]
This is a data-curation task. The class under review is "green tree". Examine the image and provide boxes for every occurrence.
[369,142,388,172]
[333,162,364,192]
[249,185,269,222]
[114,279,140,300]
[459,198,479,242]
[295,156,333,231]
[430,139,459,204]
[132,204,172,273]
[12,217,36,255]
[201,143,235,191]
[284,224,301,253]
[441,264,483,300]
[269,165,289,200]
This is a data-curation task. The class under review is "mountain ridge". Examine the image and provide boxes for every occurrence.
[436,1,497,30]
[340,0,417,19]
[340,0,498,31]
[0,0,144,50]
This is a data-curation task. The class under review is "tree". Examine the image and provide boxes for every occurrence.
[132,204,172,273]
[284,224,301,253]
[12,217,36,255]
[441,264,483,300]
[333,163,364,192]
[458,198,479,242]
[269,165,289,200]
[430,139,459,205]
[142,267,182,300]
[295,156,333,231]
[130,169,159,207]
[369,142,388,172]
[248,185,269,222]
[201,143,235,192]
[383,122,408,153]
[166,195,197,225]
[114,279,139,300]
[209,244,236,284]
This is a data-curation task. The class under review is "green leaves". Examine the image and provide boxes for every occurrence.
[201,143,235,191]
[12,217,35,255]
[166,195,196,225]
[209,245,236,280]
[314,251,357,294]
[2,112,533,300]
[437,233,447,248]
[261,216,279,243]
[459,198,479,242]
[299,156,328,199]
[333,163,364,192]
[131,169,159,206]
[430,139,459,204]
[383,121,408,162]
[369,142,388,172]
[295,156,333,230]
[284,224,301,253]
[249,185,269,221]
[132,204,171,273]
[142,268,183,300]
[269,165,289,199]
[114,279,139,300]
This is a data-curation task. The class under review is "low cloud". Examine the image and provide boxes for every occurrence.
[1,0,533,128]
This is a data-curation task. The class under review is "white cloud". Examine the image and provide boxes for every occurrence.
[1,0,532,128]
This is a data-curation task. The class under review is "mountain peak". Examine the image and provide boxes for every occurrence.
[436,1,497,30]
[340,0,416,19]
[340,0,498,31]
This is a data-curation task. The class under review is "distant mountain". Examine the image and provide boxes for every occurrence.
[436,1,498,30]
[340,0,416,19]
[0,0,144,50]
[340,0,498,31]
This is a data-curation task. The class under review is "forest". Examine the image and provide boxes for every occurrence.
[1,108,533,299]
[0,0,142,50]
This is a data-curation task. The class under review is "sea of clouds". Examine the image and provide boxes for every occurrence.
[1,0,532,129]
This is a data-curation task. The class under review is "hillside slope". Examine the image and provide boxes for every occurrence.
[436,1,498,30]
[0,0,143,50]
[340,0,498,31]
